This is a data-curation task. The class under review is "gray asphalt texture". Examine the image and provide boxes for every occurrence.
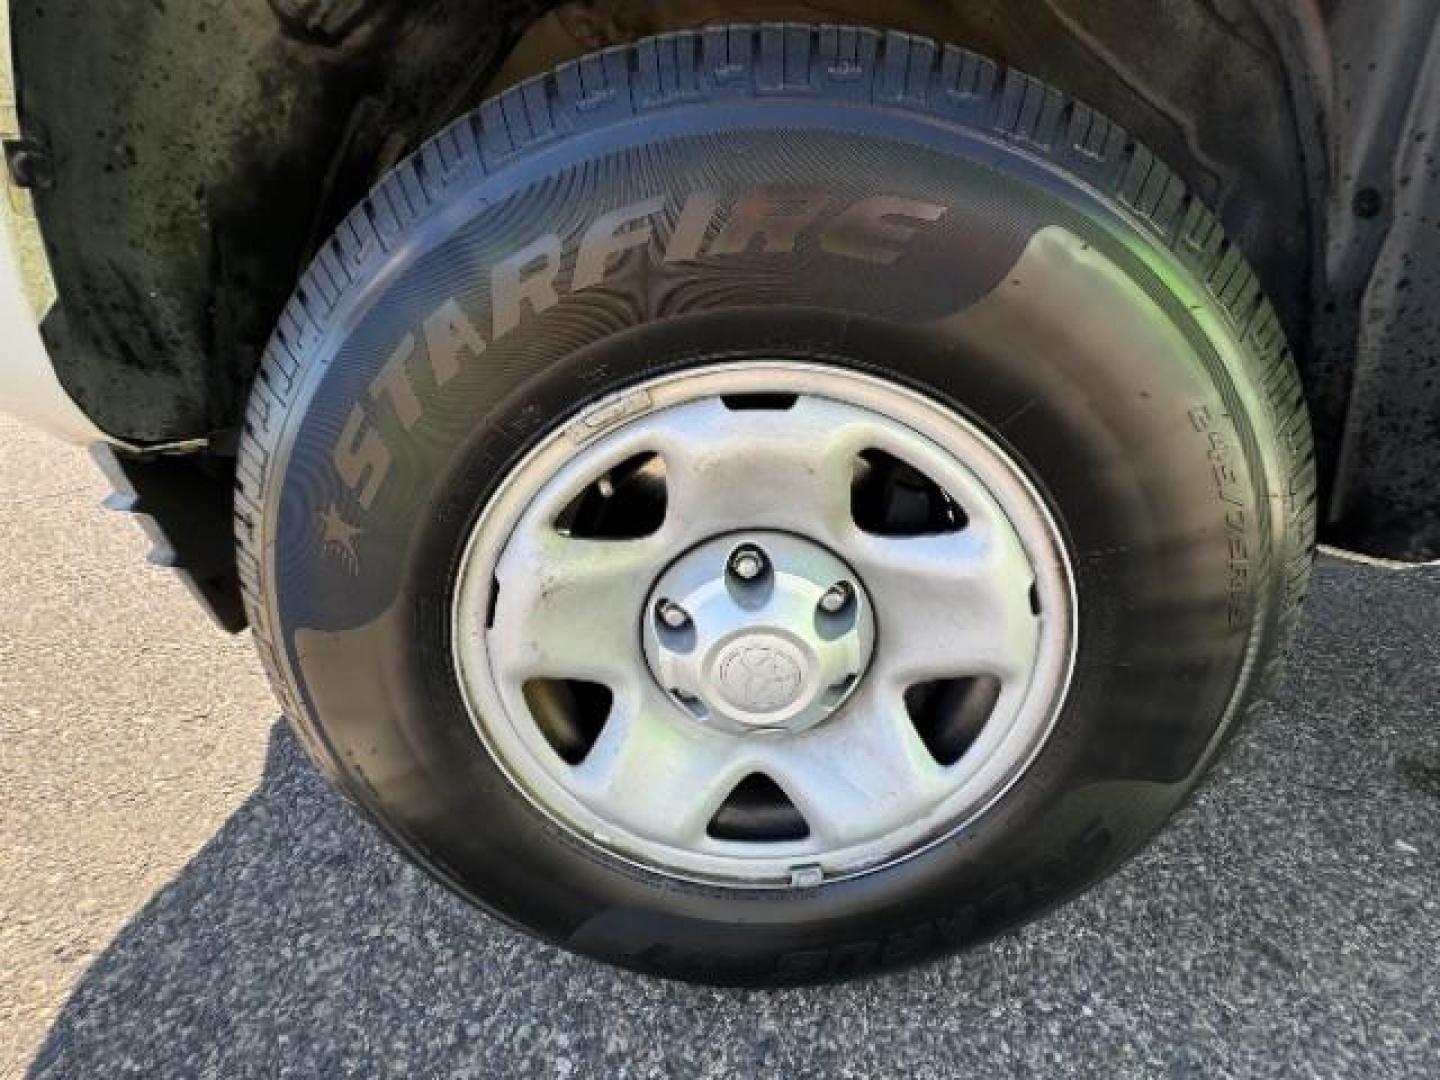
[4,419,1440,1079]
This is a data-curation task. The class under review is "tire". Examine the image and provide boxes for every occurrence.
[234,24,1315,985]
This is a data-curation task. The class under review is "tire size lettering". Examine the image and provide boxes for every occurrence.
[1189,404,1252,629]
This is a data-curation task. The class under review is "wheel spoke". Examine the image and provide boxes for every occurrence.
[486,530,663,686]
[846,527,1041,685]
[756,682,945,846]
[573,692,751,848]
[655,396,871,542]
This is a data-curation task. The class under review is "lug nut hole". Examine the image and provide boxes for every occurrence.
[728,545,768,582]
[818,581,854,615]
[656,600,689,629]
[654,600,698,652]
[670,688,707,718]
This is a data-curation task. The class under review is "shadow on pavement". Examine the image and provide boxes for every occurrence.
[27,562,1440,1079]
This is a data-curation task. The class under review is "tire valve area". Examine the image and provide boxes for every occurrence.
[789,864,825,888]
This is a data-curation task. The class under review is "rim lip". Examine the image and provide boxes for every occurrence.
[451,361,1078,889]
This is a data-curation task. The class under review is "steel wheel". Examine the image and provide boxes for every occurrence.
[452,362,1076,887]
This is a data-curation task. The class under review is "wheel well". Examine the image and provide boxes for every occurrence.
[13,1,1438,561]
[14,0,1313,439]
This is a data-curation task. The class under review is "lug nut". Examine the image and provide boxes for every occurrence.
[819,582,853,614]
[729,546,766,581]
[657,600,690,629]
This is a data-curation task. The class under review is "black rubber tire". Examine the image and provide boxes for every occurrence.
[234,24,1315,985]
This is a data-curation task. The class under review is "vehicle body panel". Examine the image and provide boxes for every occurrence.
[0,208,105,443]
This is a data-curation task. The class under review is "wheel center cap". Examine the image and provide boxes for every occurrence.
[642,532,875,735]
[713,633,809,715]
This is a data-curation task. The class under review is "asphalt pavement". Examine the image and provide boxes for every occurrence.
[2,414,1439,1079]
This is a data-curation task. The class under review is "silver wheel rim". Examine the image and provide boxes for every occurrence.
[452,362,1076,888]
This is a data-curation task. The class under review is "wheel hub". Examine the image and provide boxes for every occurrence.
[642,533,875,735]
